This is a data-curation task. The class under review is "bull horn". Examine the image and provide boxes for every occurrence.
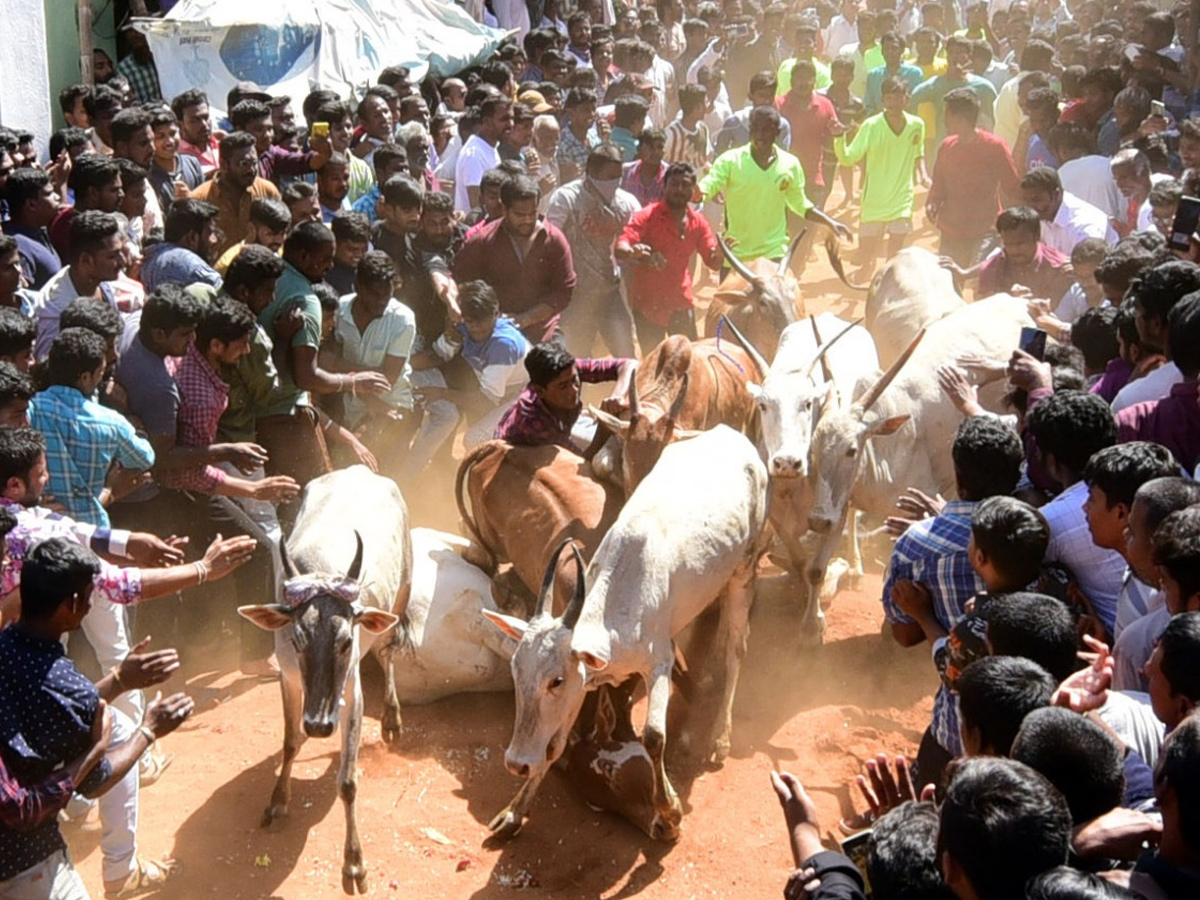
[804,317,865,382]
[720,315,769,380]
[855,327,927,412]
[345,531,365,582]
[778,228,808,277]
[667,372,689,421]
[717,232,758,285]
[628,371,640,418]
[561,542,587,630]
[824,234,870,291]
[534,537,575,619]
[279,538,300,580]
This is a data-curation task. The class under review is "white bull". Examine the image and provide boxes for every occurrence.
[806,294,1034,585]
[239,466,411,895]
[864,247,965,368]
[392,528,515,704]
[482,425,769,842]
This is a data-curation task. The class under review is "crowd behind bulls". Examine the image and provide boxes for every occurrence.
[2,0,1200,897]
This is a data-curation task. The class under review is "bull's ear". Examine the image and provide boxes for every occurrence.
[589,405,630,437]
[237,604,295,631]
[356,608,400,634]
[867,414,910,437]
[576,650,609,672]
[481,608,529,641]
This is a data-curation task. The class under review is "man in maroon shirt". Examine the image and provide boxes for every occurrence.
[453,174,576,344]
[1117,293,1200,471]
[775,60,838,209]
[926,88,1020,267]
[615,162,722,352]
[966,206,1074,302]
[495,342,636,450]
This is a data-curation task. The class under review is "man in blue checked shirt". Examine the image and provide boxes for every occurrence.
[880,416,1024,788]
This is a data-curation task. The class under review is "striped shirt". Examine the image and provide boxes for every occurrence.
[881,499,983,755]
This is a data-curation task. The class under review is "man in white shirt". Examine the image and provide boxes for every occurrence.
[992,40,1055,148]
[1020,166,1118,256]
[454,97,513,212]
[1111,259,1200,412]
[822,0,861,61]
[1111,148,1173,232]
[1050,122,1126,221]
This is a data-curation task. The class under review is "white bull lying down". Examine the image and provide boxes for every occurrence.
[239,466,412,895]
[728,314,878,635]
[806,294,1034,586]
[483,425,769,841]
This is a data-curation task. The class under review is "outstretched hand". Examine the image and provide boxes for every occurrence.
[771,770,824,867]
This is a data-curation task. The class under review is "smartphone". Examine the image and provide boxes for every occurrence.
[839,829,875,898]
[1019,326,1048,361]
[311,121,330,139]
[1169,195,1200,251]
[1151,99,1166,118]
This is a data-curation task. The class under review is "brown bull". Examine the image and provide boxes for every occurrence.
[704,231,861,359]
[455,442,622,615]
[591,334,762,493]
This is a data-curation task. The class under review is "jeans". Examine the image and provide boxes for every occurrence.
[560,284,637,359]
[633,307,697,356]
[404,368,460,480]
[0,851,91,900]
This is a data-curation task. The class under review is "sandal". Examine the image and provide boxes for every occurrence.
[837,809,876,836]
[139,748,174,788]
[104,856,180,898]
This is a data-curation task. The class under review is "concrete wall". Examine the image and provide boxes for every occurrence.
[0,0,53,153]
[44,0,119,133]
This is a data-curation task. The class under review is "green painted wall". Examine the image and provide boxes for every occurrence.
[43,0,119,130]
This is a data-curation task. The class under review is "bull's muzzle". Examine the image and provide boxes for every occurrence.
[770,455,804,478]
[303,716,337,739]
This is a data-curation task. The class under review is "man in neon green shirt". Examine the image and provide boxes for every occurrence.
[776,20,832,98]
[699,106,851,263]
[834,75,927,278]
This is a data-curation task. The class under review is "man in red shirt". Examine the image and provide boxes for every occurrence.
[615,162,723,352]
[926,88,1020,267]
[970,206,1074,302]
[775,60,839,209]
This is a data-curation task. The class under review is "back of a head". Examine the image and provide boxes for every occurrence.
[524,342,576,388]
[46,328,107,388]
[971,496,1050,588]
[1070,306,1119,373]
[164,199,219,245]
[1159,612,1200,708]
[1011,706,1125,825]
[1027,391,1117,477]
[1167,292,1200,376]
[1134,477,1200,536]
[1025,866,1137,900]
[983,592,1079,682]
[1129,260,1200,328]
[957,656,1055,757]
[1159,712,1200,855]
[939,758,1072,900]
[951,415,1024,501]
[867,801,955,900]
[458,280,500,322]
[0,309,37,360]
[19,537,101,622]
[224,244,285,298]
[1151,506,1200,608]
[284,220,335,259]
[1083,442,1181,509]
[139,283,203,338]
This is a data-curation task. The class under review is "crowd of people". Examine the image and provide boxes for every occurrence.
[2,0,1200,897]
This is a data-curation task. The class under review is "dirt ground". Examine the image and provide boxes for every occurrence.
[69,187,946,899]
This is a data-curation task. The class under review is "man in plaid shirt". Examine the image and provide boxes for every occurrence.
[880,416,1024,787]
[495,342,636,451]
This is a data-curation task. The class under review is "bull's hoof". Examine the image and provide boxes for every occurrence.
[487,807,525,840]
[711,732,732,763]
[381,706,403,745]
[649,810,682,843]
[342,863,368,895]
[260,804,288,830]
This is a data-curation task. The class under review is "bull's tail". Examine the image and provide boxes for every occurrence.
[824,234,870,291]
[454,443,500,576]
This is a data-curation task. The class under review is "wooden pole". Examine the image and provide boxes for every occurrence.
[78,0,94,86]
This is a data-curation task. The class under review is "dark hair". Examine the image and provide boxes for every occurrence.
[1166,292,1200,375]
[2,168,50,219]
[355,250,396,289]
[638,127,666,149]
[330,210,372,244]
[247,197,291,232]
[1070,306,1119,372]
[0,362,34,410]
[951,415,1023,501]
[1083,442,1181,509]
[944,87,982,125]
[1130,260,1200,330]
[997,206,1042,240]
[312,281,339,315]
[1025,866,1137,900]
[1152,507,1200,605]
[459,280,500,321]
[613,94,650,128]
[110,108,152,148]
[0,309,36,361]
[1011,706,1125,824]
[1027,391,1117,476]
[1095,242,1163,296]
[867,801,954,900]
[284,220,336,258]
[524,342,576,387]
[59,83,92,116]
[230,99,272,131]
[139,283,203,338]
[380,174,424,209]
[500,174,540,207]
[218,131,257,158]
[84,84,122,120]
[69,210,121,263]
[163,199,219,245]
[46,327,107,387]
[224,243,285,297]
[372,143,407,180]
[196,295,255,351]
[49,127,92,161]
[938,758,1071,900]
[422,191,455,217]
[1020,166,1062,195]
[1135,476,1200,536]
[281,181,317,207]
[312,100,353,127]
[958,656,1055,756]
[983,592,1080,682]
[67,154,120,200]
[114,158,148,192]
[18,538,102,622]
[60,298,123,344]
[971,497,1049,587]
[0,427,45,487]
[378,65,411,89]
[1159,613,1200,706]
[170,88,209,121]
[1159,708,1200,854]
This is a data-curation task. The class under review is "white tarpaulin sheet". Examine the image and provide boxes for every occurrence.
[137,0,506,115]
